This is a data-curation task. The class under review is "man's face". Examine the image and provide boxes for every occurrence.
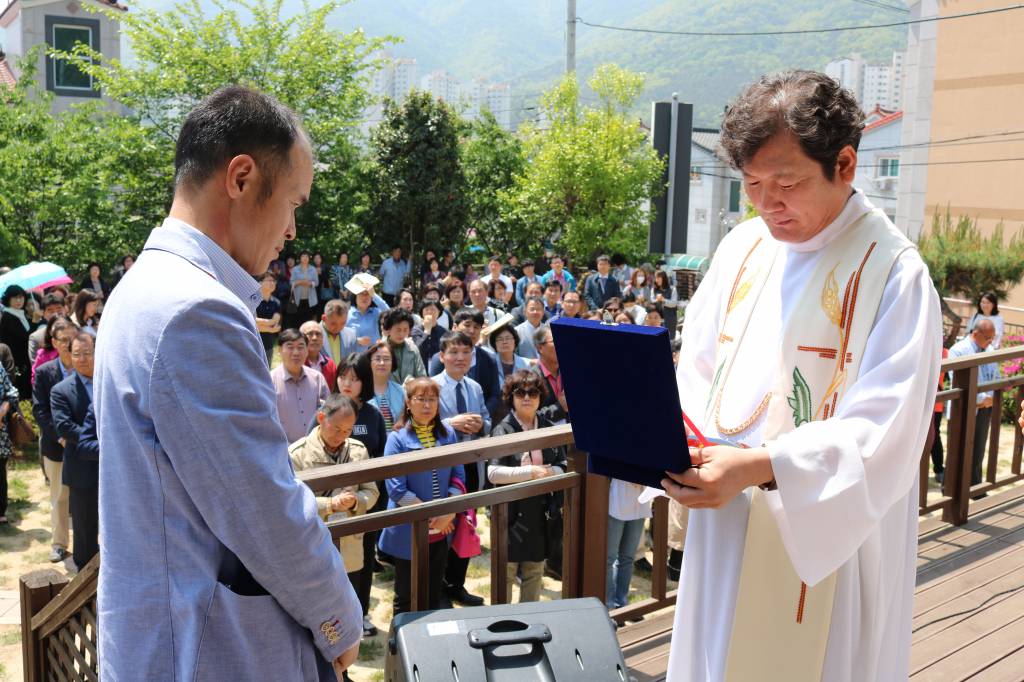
[399,291,414,311]
[973,326,996,349]
[392,248,402,261]
[645,312,663,327]
[53,328,73,359]
[388,321,411,345]
[441,342,473,378]
[597,260,610,276]
[544,286,560,307]
[469,281,488,307]
[523,264,535,277]
[456,320,481,345]
[43,303,65,321]
[318,409,355,450]
[231,139,314,274]
[525,284,543,300]
[562,293,581,317]
[742,132,856,244]
[124,257,134,271]
[537,331,557,367]
[488,261,502,277]
[300,322,323,355]
[71,336,95,378]
[525,301,544,326]
[281,338,308,372]
[551,257,563,272]
[323,311,346,334]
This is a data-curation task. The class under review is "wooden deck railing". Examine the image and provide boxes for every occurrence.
[20,345,1024,679]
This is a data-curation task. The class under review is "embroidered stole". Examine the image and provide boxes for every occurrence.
[705,210,913,682]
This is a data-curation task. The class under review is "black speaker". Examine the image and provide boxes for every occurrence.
[385,597,629,682]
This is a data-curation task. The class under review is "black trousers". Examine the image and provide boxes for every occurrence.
[0,457,7,517]
[971,407,992,486]
[69,484,99,570]
[930,411,944,475]
[393,540,447,615]
[352,529,379,615]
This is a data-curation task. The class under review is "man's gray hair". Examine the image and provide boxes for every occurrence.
[533,324,551,349]
[324,299,350,317]
[319,393,357,419]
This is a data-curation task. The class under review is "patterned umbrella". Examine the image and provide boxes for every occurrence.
[0,261,73,296]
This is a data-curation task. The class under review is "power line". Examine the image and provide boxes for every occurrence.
[575,3,1024,38]
[849,0,909,13]
[859,128,1024,153]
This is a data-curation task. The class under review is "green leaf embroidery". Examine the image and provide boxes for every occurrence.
[787,367,812,428]
[706,359,726,411]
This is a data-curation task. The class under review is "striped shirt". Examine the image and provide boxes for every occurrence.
[413,421,441,499]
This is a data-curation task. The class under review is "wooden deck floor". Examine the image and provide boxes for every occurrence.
[617,486,1024,682]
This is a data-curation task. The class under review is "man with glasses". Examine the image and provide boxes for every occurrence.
[32,316,77,563]
[51,331,99,570]
[432,331,491,607]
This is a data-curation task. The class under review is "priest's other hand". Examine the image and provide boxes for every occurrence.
[661,445,775,509]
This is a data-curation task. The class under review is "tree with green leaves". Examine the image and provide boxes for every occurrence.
[365,90,468,271]
[917,209,1024,344]
[0,50,161,271]
[509,64,665,265]
[53,0,388,260]
[460,111,543,258]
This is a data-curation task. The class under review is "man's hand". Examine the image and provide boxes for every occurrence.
[331,491,357,512]
[423,311,436,333]
[980,396,994,409]
[450,413,483,434]
[357,336,371,346]
[556,392,568,414]
[661,445,774,509]
[333,640,360,680]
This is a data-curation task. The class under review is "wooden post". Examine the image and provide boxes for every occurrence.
[944,366,978,526]
[579,468,610,602]
[19,569,69,682]
[410,519,430,612]
[1013,385,1024,476]
[651,496,669,601]
[986,389,1001,483]
[561,451,582,599]
[490,502,509,605]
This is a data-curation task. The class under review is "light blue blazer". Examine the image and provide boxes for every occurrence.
[94,219,362,681]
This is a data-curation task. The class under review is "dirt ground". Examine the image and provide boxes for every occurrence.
[2,418,1019,681]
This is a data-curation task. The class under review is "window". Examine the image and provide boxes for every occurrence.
[52,24,93,90]
[878,157,900,177]
[45,16,100,98]
[690,166,703,184]
[728,180,742,213]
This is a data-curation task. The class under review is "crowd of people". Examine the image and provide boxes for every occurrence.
[0,244,690,639]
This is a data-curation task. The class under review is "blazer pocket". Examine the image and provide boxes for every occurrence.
[194,582,318,681]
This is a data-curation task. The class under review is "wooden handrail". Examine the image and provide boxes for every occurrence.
[297,423,574,490]
[941,345,1024,371]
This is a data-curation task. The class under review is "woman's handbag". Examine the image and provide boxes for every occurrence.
[8,410,37,448]
[449,477,482,558]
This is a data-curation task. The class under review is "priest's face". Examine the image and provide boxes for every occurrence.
[742,132,857,244]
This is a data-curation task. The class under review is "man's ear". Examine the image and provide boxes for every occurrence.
[225,154,258,200]
[835,145,857,184]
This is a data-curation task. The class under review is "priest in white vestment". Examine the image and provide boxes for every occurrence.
[661,71,941,682]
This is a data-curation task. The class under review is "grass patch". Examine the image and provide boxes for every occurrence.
[358,638,384,661]
[368,670,385,682]
[465,560,490,580]
[8,476,28,500]
[0,629,20,646]
[375,565,395,583]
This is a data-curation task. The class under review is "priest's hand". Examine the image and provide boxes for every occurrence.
[661,445,775,509]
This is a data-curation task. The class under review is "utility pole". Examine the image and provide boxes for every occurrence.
[566,0,576,75]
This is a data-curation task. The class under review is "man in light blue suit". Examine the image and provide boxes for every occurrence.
[94,86,362,681]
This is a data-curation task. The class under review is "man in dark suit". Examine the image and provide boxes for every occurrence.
[584,254,622,310]
[428,309,502,417]
[31,316,76,563]
[51,331,99,571]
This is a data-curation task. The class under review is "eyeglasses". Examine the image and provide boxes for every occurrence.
[411,396,438,405]
[371,355,391,365]
[513,388,541,398]
[71,351,94,358]
[606,307,621,313]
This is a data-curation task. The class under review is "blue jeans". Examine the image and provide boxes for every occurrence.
[606,517,645,608]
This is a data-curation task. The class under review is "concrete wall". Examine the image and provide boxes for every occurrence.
[687,145,742,258]
[855,119,902,222]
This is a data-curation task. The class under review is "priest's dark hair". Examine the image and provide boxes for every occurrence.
[174,85,307,203]
[719,70,864,181]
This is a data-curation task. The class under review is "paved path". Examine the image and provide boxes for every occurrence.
[0,590,19,626]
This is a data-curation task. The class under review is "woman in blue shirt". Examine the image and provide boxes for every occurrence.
[361,342,405,432]
[378,378,464,614]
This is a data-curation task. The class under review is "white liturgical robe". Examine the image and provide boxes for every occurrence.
[667,190,942,682]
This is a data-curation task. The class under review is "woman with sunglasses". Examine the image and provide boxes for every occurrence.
[487,370,567,602]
